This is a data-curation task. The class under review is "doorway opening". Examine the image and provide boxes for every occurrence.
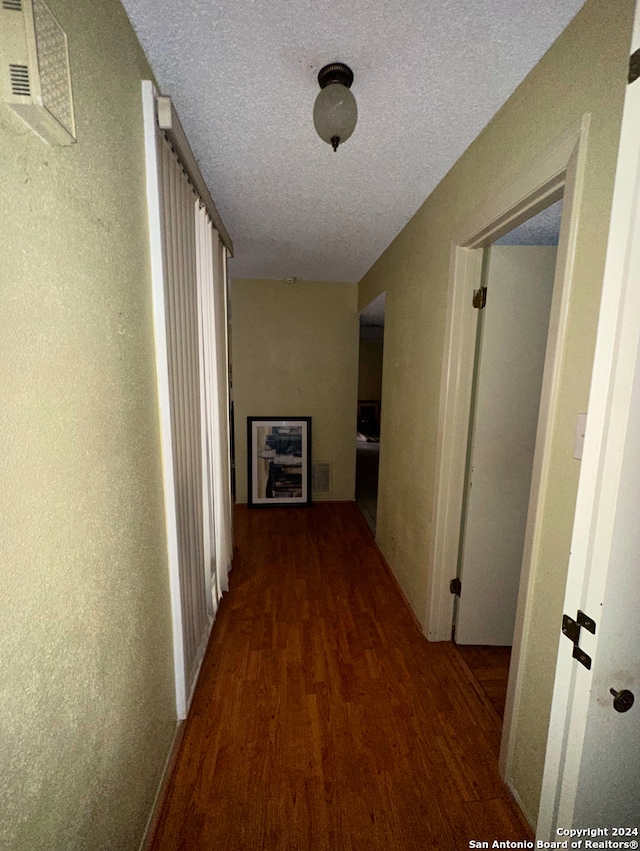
[453,200,563,721]
[356,293,385,533]
[424,115,590,828]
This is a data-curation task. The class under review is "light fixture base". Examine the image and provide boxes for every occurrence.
[317,62,354,90]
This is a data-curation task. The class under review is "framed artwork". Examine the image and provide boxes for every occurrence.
[247,417,312,507]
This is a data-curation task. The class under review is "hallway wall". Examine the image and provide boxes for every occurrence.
[231,279,359,503]
[358,340,384,401]
[0,1,176,848]
[358,0,635,825]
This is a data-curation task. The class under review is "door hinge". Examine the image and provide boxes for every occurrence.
[562,610,596,670]
[472,286,487,309]
[450,577,461,596]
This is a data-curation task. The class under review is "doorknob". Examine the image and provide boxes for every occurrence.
[609,688,635,713]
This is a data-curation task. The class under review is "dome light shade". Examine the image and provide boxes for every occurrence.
[313,63,357,152]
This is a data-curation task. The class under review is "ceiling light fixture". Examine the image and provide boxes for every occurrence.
[313,63,357,152]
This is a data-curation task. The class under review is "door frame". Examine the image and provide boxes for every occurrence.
[423,114,591,794]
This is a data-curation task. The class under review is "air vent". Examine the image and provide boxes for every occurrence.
[312,462,331,496]
[9,62,29,95]
[1,0,76,145]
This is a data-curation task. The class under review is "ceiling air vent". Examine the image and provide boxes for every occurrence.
[312,462,332,496]
[1,0,76,145]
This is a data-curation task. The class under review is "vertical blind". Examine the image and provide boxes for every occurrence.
[152,119,234,712]
[158,135,209,697]
[195,206,233,604]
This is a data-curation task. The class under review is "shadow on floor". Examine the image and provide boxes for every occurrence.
[355,438,379,533]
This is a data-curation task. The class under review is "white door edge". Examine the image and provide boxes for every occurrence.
[537,13,640,836]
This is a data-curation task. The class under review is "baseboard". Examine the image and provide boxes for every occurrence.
[313,497,356,502]
[138,719,185,850]
[139,578,231,848]
[358,512,424,635]
[506,777,537,832]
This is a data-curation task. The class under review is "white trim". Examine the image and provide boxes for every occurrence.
[142,80,187,719]
[423,115,591,785]
[538,41,640,837]
[425,115,589,641]
[156,96,233,256]
[501,118,589,782]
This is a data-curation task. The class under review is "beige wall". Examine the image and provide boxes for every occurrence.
[0,2,176,849]
[358,0,634,826]
[358,340,384,400]
[231,279,359,503]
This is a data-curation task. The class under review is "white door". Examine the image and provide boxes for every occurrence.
[572,354,640,825]
[538,7,640,834]
[456,246,557,646]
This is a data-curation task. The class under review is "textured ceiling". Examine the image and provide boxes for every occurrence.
[495,199,563,245]
[120,0,586,283]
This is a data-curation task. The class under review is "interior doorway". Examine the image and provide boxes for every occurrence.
[454,200,563,721]
[356,293,385,533]
[424,117,590,826]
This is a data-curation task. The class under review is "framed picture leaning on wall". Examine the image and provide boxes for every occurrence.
[247,417,312,507]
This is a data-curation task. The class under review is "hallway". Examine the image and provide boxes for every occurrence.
[149,502,531,849]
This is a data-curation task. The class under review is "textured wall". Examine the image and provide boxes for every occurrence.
[0,1,176,849]
[357,340,384,401]
[358,0,634,826]
[231,279,359,503]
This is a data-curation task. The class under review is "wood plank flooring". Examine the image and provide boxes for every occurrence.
[453,645,512,720]
[149,502,532,850]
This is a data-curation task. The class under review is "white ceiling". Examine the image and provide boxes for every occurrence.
[495,198,563,245]
[120,0,586,283]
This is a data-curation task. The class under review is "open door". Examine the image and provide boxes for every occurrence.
[455,245,557,645]
[537,9,640,833]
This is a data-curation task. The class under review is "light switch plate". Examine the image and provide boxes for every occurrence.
[573,413,587,460]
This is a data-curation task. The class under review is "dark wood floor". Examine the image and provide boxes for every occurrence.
[150,502,532,850]
[454,645,512,720]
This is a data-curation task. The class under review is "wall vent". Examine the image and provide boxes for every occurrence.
[1,0,76,145]
[312,462,331,496]
[9,62,30,95]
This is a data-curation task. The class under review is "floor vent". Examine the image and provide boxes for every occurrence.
[312,462,331,496]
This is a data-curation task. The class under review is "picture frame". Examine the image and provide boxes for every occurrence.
[247,417,312,507]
